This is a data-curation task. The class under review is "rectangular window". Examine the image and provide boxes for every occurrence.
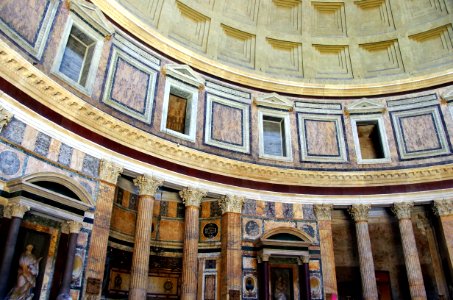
[166,93,188,134]
[263,116,286,157]
[356,121,384,159]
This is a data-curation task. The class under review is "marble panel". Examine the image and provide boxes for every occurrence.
[34,132,51,156]
[0,143,26,180]
[58,143,73,167]
[81,154,100,178]
[1,118,26,145]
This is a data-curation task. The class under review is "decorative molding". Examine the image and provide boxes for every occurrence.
[349,204,371,222]
[392,202,413,219]
[4,203,30,219]
[0,104,13,133]
[314,204,333,221]
[254,93,293,111]
[345,98,386,114]
[98,160,123,184]
[218,195,244,214]
[163,64,205,88]
[440,88,453,102]
[133,175,163,196]
[433,199,453,216]
[62,220,83,234]
[69,0,115,37]
[179,188,207,208]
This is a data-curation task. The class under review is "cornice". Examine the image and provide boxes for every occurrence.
[91,0,453,97]
[2,40,453,187]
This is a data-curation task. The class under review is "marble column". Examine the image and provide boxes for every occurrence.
[258,255,270,300]
[349,204,378,300]
[57,220,83,300]
[218,195,244,299]
[179,188,207,300]
[0,203,30,298]
[314,204,337,298]
[433,199,453,279]
[299,256,311,300]
[85,160,122,298]
[393,202,427,300]
[129,175,163,300]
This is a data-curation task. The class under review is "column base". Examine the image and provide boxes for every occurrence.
[129,288,147,300]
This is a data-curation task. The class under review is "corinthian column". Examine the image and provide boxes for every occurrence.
[433,199,453,278]
[393,202,427,300]
[85,160,122,298]
[218,195,244,299]
[0,203,30,298]
[129,175,163,300]
[349,204,378,300]
[179,188,207,300]
[314,204,338,298]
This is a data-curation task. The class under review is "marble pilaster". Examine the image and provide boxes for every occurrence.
[314,204,338,297]
[219,195,244,299]
[129,175,163,300]
[393,202,427,300]
[0,104,13,133]
[85,160,122,298]
[349,204,378,300]
[179,188,207,300]
[433,199,453,279]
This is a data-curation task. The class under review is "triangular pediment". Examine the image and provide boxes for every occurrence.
[345,98,385,114]
[255,93,293,111]
[440,88,453,102]
[70,0,115,37]
[164,64,205,88]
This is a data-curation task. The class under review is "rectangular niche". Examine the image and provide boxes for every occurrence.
[312,2,346,37]
[298,113,347,163]
[409,25,453,70]
[204,94,251,153]
[390,106,451,160]
[267,0,302,34]
[354,0,395,35]
[258,109,292,161]
[312,44,353,79]
[265,38,303,77]
[359,40,404,78]
[218,24,256,68]
[170,1,211,53]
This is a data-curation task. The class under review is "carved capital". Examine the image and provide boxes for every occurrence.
[133,175,163,196]
[392,202,414,220]
[349,204,371,222]
[433,199,453,216]
[62,220,83,234]
[218,195,244,214]
[179,188,207,208]
[314,204,333,221]
[4,203,30,219]
[258,254,270,263]
[98,160,123,184]
[0,105,13,133]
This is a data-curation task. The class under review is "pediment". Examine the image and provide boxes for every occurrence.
[69,0,115,37]
[163,64,205,88]
[255,93,293,111]
[345,98,385,114]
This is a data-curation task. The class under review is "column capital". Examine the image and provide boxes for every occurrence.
[218,195,244,214]
[62,220,83,234]
[179,187,207,208]
[98,160,123,184]
[257,254,270,263]
[133,175,163,196]
[0,105,13,133]
[297,256,310,265]
[4,203,30,219]
[433,199,453,216]
[314,204,333,221]
[392,202,414,220]
[349,204,371,222]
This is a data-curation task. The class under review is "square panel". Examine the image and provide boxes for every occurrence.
[298,113,347,163]
[102,45,159,124]
[390,105,451,160]
[204,94,250,153]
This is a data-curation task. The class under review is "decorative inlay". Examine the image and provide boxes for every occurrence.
[179,187,207,207]
[314,204,332,221]
[392,202,413,220]
[433,199,453,216]
[4,202,30,218]
[133,175,163,196]
[349,204,371,222]
[99,160,123,184]
[0,105,13,132]
[218,195,244,214]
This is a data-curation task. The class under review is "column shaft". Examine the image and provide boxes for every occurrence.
[129,195,154,299]
[181,205,200,300]
[259,260,270,300]
[355,221,378,300]
[220,212,242,298]
[318,219,337,296]
[0,217,23,298]
[299,262,311,300]
[57,231,79,299]
[439,214,453,276]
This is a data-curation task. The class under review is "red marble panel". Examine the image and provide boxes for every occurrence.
[400,114,440,152]
[211,102,243,145]
[305,120,339,156]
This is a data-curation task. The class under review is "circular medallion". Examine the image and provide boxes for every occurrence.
[245,220,259,237]
[203,223,218,239]
[164,279,173,291]
[0,151,20,175]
